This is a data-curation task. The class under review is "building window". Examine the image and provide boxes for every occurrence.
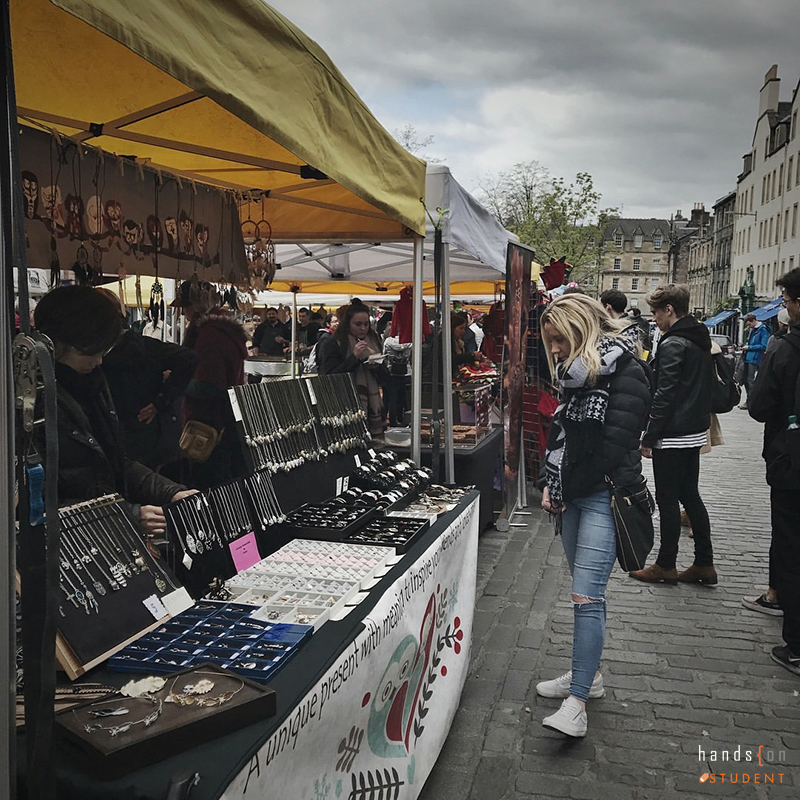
[652,258,661,271]
[776,215,781,243]
[614,232,623,247]
[779,164,785,196]
[791,256,795,270]
[769,217,774,244]
[631,277,640,291]
[613,258,621,270]
[650,279,659,289]
[632,258,641,271]
[793,110,798,140]
[611,277,620,290]
[747,227,751,250]
[653,234,662,249]
[633,233,643,248]
[785,209,790,241]
[793,203,798,237]
[789,157,794,191]
[773,170,777,200]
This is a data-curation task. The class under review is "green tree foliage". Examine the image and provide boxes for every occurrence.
[478,162,618,291]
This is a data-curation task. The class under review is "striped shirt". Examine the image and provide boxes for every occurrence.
[654,431,708,450]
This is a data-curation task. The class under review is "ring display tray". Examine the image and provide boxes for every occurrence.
[280,502,377,541]
[56,663,276,779]
[342,515,430,554]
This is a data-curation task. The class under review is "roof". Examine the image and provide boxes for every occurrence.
[13,0,427,242]
[603,218,670,240]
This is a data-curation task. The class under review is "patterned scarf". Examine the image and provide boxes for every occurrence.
[544,336,633,529]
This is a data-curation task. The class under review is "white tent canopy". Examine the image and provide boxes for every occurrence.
[266,165,515,288]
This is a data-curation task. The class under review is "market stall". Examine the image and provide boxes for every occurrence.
[245,164,518,478]
[6,2,440,799]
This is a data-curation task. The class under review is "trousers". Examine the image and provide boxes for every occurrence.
[652,447,713,569]
[560,490,617,702]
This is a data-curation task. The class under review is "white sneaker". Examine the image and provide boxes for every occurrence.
[535,670,605,699]
[542,696,588,737]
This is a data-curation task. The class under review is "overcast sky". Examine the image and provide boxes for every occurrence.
[269,0,800,220]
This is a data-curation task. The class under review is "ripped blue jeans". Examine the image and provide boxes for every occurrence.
[560,490,617,701]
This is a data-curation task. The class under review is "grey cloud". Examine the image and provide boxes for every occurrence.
[270,0,800,216]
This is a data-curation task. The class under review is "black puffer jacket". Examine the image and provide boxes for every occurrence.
[54,366,186,511]
[642,316,713,447]
[557,353,653,501]
[748,323,800,491]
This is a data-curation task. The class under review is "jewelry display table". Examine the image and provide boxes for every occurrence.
[386,425,502,530]
[23,492,480,800]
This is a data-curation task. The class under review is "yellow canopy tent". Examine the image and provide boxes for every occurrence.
[11,0,426,254]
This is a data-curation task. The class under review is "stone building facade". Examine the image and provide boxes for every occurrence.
[710,191,736,310]
[599,218,670,308]
[732,64,800,301]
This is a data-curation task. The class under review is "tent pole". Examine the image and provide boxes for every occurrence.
[441,245,455,483]
[290,288,298,377]
[411,235,424,465]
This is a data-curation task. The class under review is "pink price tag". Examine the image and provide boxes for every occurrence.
[229,531,261,573]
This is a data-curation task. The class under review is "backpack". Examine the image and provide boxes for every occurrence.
[710,352,741,414]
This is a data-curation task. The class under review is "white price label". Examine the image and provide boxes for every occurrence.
[143,594,168,621]
[368,449,376,460]
[228,389,243,422]
[306,381,317,405]
[354,454,362,468]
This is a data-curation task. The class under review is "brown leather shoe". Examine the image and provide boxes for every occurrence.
[677,564,718,585]
[629,564,678,585]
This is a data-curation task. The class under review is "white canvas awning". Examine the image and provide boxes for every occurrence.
[260,165,516,292]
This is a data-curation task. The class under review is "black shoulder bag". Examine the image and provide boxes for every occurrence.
[605,475,655,571]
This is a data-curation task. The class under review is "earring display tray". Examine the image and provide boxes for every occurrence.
[107,602,311,683]
[56,663,276,779]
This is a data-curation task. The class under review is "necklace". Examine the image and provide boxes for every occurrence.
[164,673,244,708]
[76,696,163,737]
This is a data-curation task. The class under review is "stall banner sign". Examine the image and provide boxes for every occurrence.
[222,499,479,800]
[504,241,534,507]
[19,125,246,283]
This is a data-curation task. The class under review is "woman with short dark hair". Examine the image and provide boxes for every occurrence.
[35,286,194,535]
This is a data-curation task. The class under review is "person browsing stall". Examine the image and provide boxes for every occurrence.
[34,286,196,537]
[537,294,652,737]
[173,279,248,489]
[318,299,387,436]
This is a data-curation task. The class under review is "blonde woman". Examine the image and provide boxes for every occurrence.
[537,294,651,737]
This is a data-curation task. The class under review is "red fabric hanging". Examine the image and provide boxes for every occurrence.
[390,286,431,344]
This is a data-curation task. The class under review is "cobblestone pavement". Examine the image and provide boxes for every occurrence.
[419,410,799,799]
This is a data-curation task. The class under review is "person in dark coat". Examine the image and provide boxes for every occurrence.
[97,289,198,471]
[252,307,289,356]
[318,299,387,435]
[34,286,194,537]
[536,294,652,738]
[631,284,716,586]
[174,280,249,489]
[748,267,800,676]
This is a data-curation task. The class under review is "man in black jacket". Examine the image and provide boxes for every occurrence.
[252,307,289,356]
[630,284,716,585]
[749,267,800,676]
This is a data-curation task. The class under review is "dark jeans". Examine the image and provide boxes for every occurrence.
[652,447,713,569]
[744,361,758,400]
[386,374,409,426]
[771,488,800,652]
